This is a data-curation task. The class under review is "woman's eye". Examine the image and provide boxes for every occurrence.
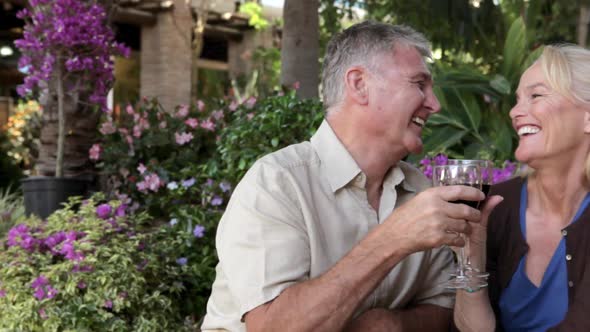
[531,93,542,99]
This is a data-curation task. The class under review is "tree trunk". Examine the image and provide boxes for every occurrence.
[37,90,100,180]
[577,2,590,46]
[280,0,319,99]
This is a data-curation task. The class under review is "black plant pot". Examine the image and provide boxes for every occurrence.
[21,176,91,219]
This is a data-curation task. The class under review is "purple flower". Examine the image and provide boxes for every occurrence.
[169,218,178,226]
[115,204,127,217]
[104,299,113,309]
[182,178,196,188]
[423,165,433,179]
[31,275,49,289]
[193,225,205,238]
[46,286,58,299]
[96,203,112,219]
[77,281,87,289]
[34,287,45,300]
[219,181,232,193]
[211,196,223,206]
[433,154,448,166]
[419,157,432,166]
[176,257,188,265]
[0,289,6,298]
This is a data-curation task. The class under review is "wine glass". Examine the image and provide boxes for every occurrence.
[432,164,488,290]
[447,159,493,198]
[447,159,492,278]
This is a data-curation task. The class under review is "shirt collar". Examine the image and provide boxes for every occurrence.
[310,120,419,193]
[311,120,362,192]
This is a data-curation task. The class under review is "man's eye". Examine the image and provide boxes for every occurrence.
[414,81,426,89]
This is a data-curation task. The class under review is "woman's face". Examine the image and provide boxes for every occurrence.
[509,62,590,169]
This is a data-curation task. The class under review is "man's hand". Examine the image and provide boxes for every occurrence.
[381,185,485,256]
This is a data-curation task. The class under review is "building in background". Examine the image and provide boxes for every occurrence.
[0,0,282,119]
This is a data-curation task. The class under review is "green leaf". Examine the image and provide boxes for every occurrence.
[422,127,467,154]
[454,89,481,133]
[502,17,526,82]
[271,137,279,147]
[490,75,511,95]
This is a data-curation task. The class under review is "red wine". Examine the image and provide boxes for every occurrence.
[482,184,491,197]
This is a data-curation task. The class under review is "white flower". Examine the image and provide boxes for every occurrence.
[167,181,178,190]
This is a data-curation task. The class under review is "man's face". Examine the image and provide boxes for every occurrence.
[365,45,441,156]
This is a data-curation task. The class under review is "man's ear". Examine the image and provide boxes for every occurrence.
[344,67,369,105]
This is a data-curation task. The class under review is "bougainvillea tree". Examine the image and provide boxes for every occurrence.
[15,0,129,177]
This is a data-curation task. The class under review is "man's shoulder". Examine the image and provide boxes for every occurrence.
[255,141,320,172]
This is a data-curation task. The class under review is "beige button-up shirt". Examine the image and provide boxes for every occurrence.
[202,120,454,331]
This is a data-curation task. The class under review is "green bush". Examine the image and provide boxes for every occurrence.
[0,132,23,191]
[0,194,202,331]
[216,92,324,184]
[0,188,25,238]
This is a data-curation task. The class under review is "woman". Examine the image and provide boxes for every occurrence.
[454,44,590,331]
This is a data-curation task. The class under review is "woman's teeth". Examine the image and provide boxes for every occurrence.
[412,117,425,127]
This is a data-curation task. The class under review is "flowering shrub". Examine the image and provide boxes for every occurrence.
[0,194,204,330]
[93,98,227,216]
[418,153,520,184]
[2,100,42,172]
[15,0,129,110]
[90,91,324,319]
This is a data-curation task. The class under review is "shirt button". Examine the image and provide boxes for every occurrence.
[562,230,568,236]
[566,254,572,261]
[569,281,574,287]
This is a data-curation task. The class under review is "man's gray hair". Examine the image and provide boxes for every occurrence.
[321,21,432,110]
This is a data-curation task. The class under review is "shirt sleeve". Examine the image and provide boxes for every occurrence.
[215,160,310,319]
[411,246,455,309]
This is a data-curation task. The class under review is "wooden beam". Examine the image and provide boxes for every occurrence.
[113,7,157,25]
[196,58,228,71]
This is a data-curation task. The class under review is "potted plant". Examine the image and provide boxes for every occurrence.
[14,0,129,218]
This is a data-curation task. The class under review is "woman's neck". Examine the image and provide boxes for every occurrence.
[528,168,589,226]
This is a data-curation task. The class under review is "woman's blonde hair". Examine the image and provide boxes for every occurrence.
[539,44,590,181]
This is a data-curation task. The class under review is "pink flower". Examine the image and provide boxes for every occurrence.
[229,100,238,112]
[137,163,147,174]
[247,113,255,120]
[185,118,199,128]
[89,144,101,161]
[38,308,47,319]
[245,96,257,109]
[292,81,300,90]
[176,104,189,118]
[212,110,224,120]
[200,119,215,131]
[99,121,116,135]
[197,100,205,112]
[175,132,194,145]
[159,121,167,129]
[133,125,142,138]
[144,173,162,192]
[126,104,135,114]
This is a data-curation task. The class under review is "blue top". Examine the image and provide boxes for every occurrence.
[498,182,590,331]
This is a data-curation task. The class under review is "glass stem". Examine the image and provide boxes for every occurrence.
[458,235,467,277]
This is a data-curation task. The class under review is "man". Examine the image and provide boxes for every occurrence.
[202,21,486,331]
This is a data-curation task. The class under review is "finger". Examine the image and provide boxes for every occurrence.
[444,219,472,235]
[443,232,466,247]
[435,185,485,203]
[480,195,504,227]
[443,201,482,223]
